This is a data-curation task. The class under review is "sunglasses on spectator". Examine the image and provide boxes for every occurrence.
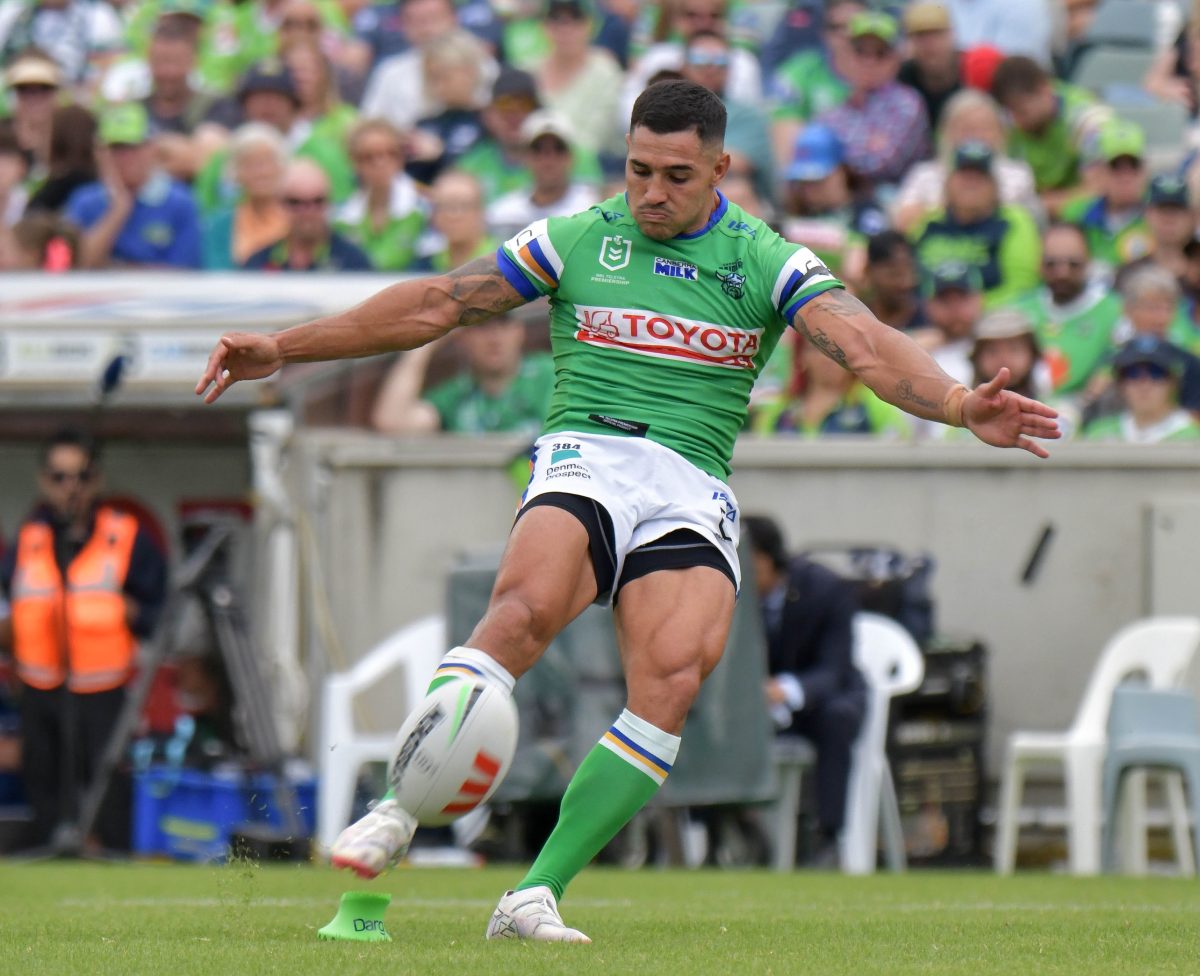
[686,50,729,67]
[1042,257,1086,270]
[45,467,94,485]
[1109,156,1142,172]
[1118,362,1171,382]
[284,195,328,208]
[14,83,56,96]
[853,43,893,60]
[282,17,320,29]
[353,147,400,164]
[530,137,570,155]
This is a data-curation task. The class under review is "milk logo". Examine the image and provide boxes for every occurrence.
[599,235,632,271]
[653,257,697,281]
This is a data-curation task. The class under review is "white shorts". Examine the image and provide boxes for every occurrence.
[518,431,741,603]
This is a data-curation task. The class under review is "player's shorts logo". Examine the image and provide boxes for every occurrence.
[599,235,632,272]
[716,259,747,299]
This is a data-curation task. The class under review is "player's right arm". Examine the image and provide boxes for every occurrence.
[195,256,527,404]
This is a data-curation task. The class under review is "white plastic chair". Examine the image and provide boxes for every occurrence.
[839,612,926,874]
[993,616,1200,876]
[316,615,446,852]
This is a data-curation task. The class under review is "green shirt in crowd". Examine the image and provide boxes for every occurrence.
[1012,283,1122,394]
[1006,82,1110,193]
[455,139,602,204]
[768,50,850,124]
[425,351,557,437]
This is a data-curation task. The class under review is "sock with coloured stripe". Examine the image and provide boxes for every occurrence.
[381,646,516,803]
[515,709,681,900]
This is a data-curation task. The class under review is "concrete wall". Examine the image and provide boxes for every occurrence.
[288,431,1200,778]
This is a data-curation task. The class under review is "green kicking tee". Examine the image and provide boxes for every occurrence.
[497,191,844,478]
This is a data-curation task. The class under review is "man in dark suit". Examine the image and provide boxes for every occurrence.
[743,514,867,866]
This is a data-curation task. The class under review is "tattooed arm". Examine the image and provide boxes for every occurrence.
[797,288,1060,456]
[195,256,527,403]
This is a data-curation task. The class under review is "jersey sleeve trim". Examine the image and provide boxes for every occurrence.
[497,247,541,300]
[500,217,565,298]
[772,247,844,314]
[783,280,843,322]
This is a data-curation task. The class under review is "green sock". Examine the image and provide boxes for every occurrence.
[517,709,681,900]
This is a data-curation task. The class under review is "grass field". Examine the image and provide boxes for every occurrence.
[2,861,1198,976]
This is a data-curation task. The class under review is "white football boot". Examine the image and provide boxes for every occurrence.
[329,799,418,879]
[485,886,592,943]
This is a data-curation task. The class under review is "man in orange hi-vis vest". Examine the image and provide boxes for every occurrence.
[0,429,166,851]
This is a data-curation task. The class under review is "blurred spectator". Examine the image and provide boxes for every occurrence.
[766,0,860,171]
[897,2,961,130]
[969,306,1050,401]
[778,123,880,284]
[406,28,488,183]
[65,102,202,269]
[485,111,599,241]
[1144,18,1200,119]
[361,0,497,132]
[1137,175,1197,282]
[201,122,289,270]
[371,311,554,435]
[334,118,426,271]
[0,212,78,269]
[913,261,982,384]
[1054,0,1099,80]
[681,28,774,205]
[742,512,866,868]
[24,103,97,216]
[532,0,625,161]
[814,11,930,192]
[283,41,359,150]
[1113,263,1200,355]
[194,59,355,214]
[140,14,214,137]
[621,0,762,126]
[891,88,1039,235]
[1082,337,1200,442]
[759,0,824,79]
[0,429,167,852]
[942,0,1051,65]
[276,0,371,92]
[990,55,1111,216]
[241,158,372,270]
[456,65,601,204]
[0,0,123,87]
[411,169,494,271]
[859,230,928,331]
[4,50,62,176]
[751,335,913,437]
[1060,120,1152,272]
[1013,222,1121,397]
[0,120,30,226]
[912,141,1041,306]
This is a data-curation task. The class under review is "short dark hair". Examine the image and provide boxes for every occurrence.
[629,78,726,146]
[990,55,1049,104]
[41,428,100,468]
[867,229,913,264]
[1043,219,1091,255]
[742,514,788,571]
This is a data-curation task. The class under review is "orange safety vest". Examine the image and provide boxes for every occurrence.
[10,507,139,693]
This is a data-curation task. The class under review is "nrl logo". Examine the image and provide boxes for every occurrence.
[716,259,746,299]
[599,235,632,271]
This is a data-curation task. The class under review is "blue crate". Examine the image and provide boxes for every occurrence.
[133,766,317,862]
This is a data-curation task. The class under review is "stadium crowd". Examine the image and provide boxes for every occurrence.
[2,0,1200,442]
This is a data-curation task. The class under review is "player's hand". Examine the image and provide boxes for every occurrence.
[962,368,1061,458]
[195,331,283,404]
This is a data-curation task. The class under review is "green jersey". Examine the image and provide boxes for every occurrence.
[769,50,850,124]
[1012,284,1122,394]
[1007,83,1111,192]
[498,192,844,477]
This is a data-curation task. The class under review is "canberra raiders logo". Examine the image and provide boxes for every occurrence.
[716,259,746,299]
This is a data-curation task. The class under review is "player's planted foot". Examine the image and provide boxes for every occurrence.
[329,798,417,879]
[486,886,592,943]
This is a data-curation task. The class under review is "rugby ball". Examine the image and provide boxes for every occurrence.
[387,678,519,826]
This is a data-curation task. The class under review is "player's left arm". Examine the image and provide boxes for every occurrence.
[795,288,1061,457]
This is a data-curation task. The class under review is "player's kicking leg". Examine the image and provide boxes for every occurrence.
[486,560,735,944]
[329,504,598,879]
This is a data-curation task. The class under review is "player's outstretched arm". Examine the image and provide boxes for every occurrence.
[195,256,528,403]
[796,288,1060,457]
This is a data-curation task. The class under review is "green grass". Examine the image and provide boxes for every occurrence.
[2,861,1198,976]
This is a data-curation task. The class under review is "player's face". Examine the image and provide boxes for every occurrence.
[625,125,730,241]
